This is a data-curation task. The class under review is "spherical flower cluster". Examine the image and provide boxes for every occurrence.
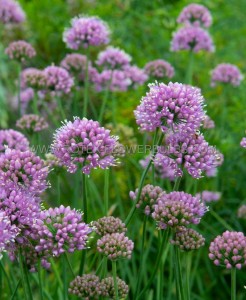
[60,53,89,75]
[171,26,214,53]
[177,4,212,28]
[52,117,118,174]
[129,184,165,215]
[96,46,131,70]
[63,15,110,49]
[154,132,219,179]
[237,205,246,220]
[100,277,129,299]
[202,115,215,129]
[123,65,148,88]
[97,232,134,260]
[210,63,243,87]
[152,191,207,230]
[5,41,36,62]
[0,210,19,258]
[44,153,64,170]
[0,149,48,195]
[171,227,205,251]
[240,137,246,148]
[93,216,126,236]
[209,231,246,269]
[21,68,47,90]
[144,59,175,79]
[197,191,221,203]
[69,274,101,299]
[35,206,92,257]
[0,0,25,24]
[16,114,48,133]
[0,129,29,154]
[134,82,205,133]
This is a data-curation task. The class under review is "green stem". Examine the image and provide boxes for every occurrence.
[112,261,119,300]
[83,47,90,117]
[104,169,110,215]
[42,102,59,127]
[157,231,164,300]
[0,260,13,294]
[62,255,67,300]
[185,252,191,300]
[19,250,33,300]
[79,250,86,276]
[173,175,182,191]
[186,51,194,85]
[82,171,88,223]
[56,96,66,120]
[231,268,236,300]
[10,279,21,300]
[32,91,39,115]
[210,209,233,231]
[64,253,75,277]
[38,260,44,300]
[174,246,185,300]
[57,174,61,206]
[99,77,112,123]
[17,63,22,118]
[112,92,117,126]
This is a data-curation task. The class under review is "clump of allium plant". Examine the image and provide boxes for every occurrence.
[61,53,89,74]
[21,68,47,90]
[129,184,165,215]
[63,15,110,49]
[51,117,118,174]
[171,227,205,251]
[152,191,207,230]
[196,191,221,203]
[210,63,244,87]
[69,274,101,299]
[209,231,246,269]
[93,216,127,236]
[123,65,148,89]
[144,59,175,80]
[177,3,212,28]
[0,129,29,154]
[5,41,36,62]
[0,0,26,24]
[97,232,134,260]
[16,114,48,133]
[100,276,129,299]
[134,82,205,133]
[171,26,214,53]
[237,205,246,220]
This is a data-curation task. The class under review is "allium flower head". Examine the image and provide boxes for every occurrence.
[63,15,110,49]
[211,63,243,87]
[144,59,175,80]
[171,26,214,53]
[35,205,92,257]
[5,41,36,62]
[16,114,48,133]
[52,117,118,174]
[0,149,48,195]
[240,137,246,148]
[93,216,126,236]
[177,4,212,28]
[100,277,129,299]
[123,65,148,88]
[202,115,215,129]
[96,46,131,70]
[237,205,246,220]
[197,191,221,203]
[171,227,205,251]
[0,0,25,24]
[135,82,205,133]
[20,88,34,108]
[44,65,74,95]
[0,129,29,154]
[61,53,89,74]
[209,231,246,269]
[152,191,207,230]
[154,132,219,179]
[21,68,47,90]
[97,232,134,260]
[129,184,165,215]
[69,274,101,299]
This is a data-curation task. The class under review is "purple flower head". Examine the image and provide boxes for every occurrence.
[152,191,207,230]
[129,184,165,215]
[63,15,110,50]
[209,231,246,269]
[0,149,48,195]
[171,26,214,53]
[177,4,212,28]
[0,129,29,154]
[61,53,89,74]
[205,149,224,177]
[202,115,215,129]
[196,191,221,203]
[171,227,205,251]
[51,117,118,174]
[0,210,19,257]
[93,216,127,236]
[134,82,205,133]
[144,59,175,80]
[238,205,246,220]
[35,205,92,257]
[123,65,148,88]
[154,132,219,179]
[69,274,101,299]
[21,68,47,90]
[240,137,246,148]
[97,232,134,260]
[0,0,25,24]
[16,114,48,133]
[100,277,129,299]
[96,46,132,70]
[5,41,36,62]
[20,88,34,108]
[211,63,244,87]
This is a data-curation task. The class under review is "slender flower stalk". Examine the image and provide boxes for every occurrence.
[19,250,33,300]
[112,261,119,300]
[98,76,112,123]
[17,63,22,117]
[186,51,194,85]
[174,246,185,300]
[83,47,90,117]
[104,169,110,215]
[38,260,44,300]
[231,268,236,300]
